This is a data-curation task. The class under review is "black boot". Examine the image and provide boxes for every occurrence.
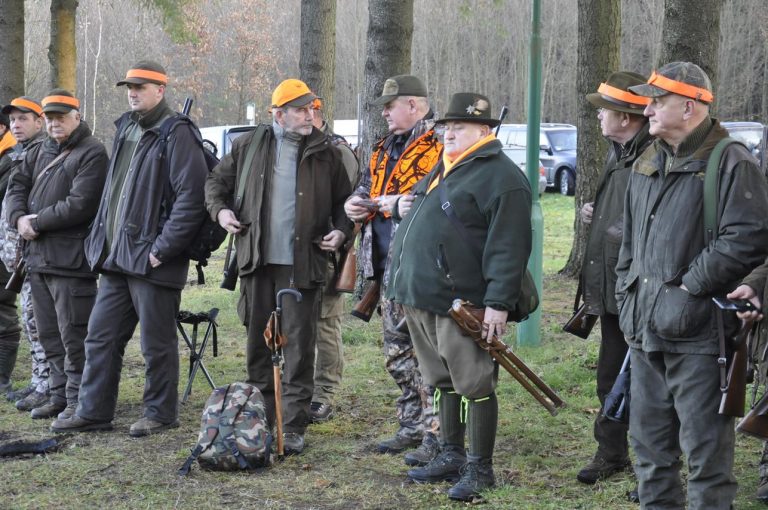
[0,333,20,395]
[407,388,466,482]
[448,455,496,501]
[447,393,498,501]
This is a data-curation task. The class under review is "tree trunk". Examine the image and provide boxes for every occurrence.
[658,0,723,88]
[300,0,337,123]
[49,0,78,92]
[360,0,414,165]
[0,0,25,99]
[561,0,621,277]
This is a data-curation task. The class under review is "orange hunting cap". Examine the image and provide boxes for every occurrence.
[2,96,43,117]
[42,89,80,114]
[271,79,317,108]
[629,62,714,104]
[116,60,168,87]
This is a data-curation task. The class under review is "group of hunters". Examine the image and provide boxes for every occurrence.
[0,57,767,508]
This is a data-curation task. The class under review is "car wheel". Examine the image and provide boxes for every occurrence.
[559,170,575,196]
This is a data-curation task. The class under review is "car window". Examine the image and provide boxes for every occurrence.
[510,131,526,147]
[727,128,762,152]
[544,130,577,151]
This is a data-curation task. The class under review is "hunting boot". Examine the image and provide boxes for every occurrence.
[404,431,440,467]
[447,393,497,501]
[7,383,35,402]
[757,441,768,502]
[407,389,465,483]
[0,333,20,396]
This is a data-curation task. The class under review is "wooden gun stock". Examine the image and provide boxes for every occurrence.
[449,299,565,416]
[737,392,768,440]
[5,259,25,294]
[350,280,380,322]
[719,325,751,417]
[335,244,357,293]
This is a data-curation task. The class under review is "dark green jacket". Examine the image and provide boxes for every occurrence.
[615,118,768,354]
[387,139,532,316]
[205,125,352,289]
[582,122,652,316]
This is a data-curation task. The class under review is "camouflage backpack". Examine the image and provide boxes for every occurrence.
[178,382,272,474]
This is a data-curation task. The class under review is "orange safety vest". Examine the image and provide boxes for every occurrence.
[0,131,17,157]
[368,130,442,214]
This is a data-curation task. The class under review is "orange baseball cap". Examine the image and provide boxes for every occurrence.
[271,79,316,108]
[2,96,43,117]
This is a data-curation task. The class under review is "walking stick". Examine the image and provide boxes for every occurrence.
[264,288,302,456]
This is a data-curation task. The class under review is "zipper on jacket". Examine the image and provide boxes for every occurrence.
[112,129,145,239]
[437,243,455,290]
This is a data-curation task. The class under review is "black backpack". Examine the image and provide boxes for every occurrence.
[157,115,227,284]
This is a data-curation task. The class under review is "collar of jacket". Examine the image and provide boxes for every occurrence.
[613,121,652,162]
[635,117,727,176]
[23,130,46,149]
[46,120,91,153]
[130,98,173,130]
[381,111,437,153]
[442,138,503,176]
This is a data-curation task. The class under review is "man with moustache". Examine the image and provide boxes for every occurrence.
[205,79,352,455]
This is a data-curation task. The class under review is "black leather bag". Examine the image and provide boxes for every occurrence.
[563,284,597,339]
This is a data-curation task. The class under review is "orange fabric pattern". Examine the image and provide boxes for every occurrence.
[369,129,442,214]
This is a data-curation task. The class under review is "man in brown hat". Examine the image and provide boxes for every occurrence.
[576,72,653,486]
[6,89,108,421]
[0,97,49,410]
[205,78,352,455]
[388,92,532,502]
[615,62,768,508]
[345,74,441,464]
[51,61,208,437]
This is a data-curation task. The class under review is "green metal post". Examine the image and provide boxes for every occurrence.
[517,0,543,346]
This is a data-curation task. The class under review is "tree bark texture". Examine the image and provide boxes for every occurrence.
[659,0,723,87]
[49,0,78,92]
[360,0,414,166]
[562,0,620,277]
[299,0,337,123]
[0,0,25,100]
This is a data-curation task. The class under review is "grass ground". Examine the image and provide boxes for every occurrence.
[0,192,765,509]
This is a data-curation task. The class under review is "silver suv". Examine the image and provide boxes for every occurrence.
[497,123,578,195]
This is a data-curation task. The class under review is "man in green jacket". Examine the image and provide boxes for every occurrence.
[576,71,652,485]
[388,92,532,502]
[616,62,768,509]
[205,79,352,455]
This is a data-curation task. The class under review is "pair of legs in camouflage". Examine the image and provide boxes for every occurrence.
[379,298,438,449]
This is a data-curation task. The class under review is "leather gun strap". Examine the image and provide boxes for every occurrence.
[35,149,72,181]
[573,281,583,313]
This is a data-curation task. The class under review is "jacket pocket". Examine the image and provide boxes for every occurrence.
[650,283,711,339]
[41,234,85,270]
[69,285,97,326]
[617,274,638,339]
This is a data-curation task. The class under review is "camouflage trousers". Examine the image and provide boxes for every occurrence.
[381,298,438,440]
[21,277,49,393]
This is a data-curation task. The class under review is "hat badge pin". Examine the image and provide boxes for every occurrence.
[381,79,399,96]
[466,98,488,116]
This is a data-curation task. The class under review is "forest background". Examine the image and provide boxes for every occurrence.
[10,0,768,143]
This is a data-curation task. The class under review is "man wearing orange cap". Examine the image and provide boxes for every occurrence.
[615,62,768,508]
[205,78,352,455]
[6,89,108,421]
[0,97,49,410]
[576,72,653,487]
[51,61,209,437]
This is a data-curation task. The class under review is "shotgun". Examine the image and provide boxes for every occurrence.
[220,234,238,291]
[719,324,752,417]
[350,280,380,322]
